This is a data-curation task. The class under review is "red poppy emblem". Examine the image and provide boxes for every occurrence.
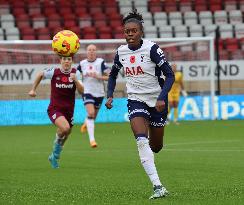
[130,56,135,63]
[89,66,93,70]
[61,76,68,82]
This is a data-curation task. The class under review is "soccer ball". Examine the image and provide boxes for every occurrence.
[52,30,80,57]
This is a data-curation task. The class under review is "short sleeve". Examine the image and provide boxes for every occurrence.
[75,70,81,80]
[150,44,167,67]
[43,67,55,79]
[101,60,110,74]
[114,51,123,69]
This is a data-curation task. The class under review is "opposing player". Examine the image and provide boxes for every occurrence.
[105,10,175,199]
[168,63,187,125]
[77,44,110,148]
[28,56,84,168]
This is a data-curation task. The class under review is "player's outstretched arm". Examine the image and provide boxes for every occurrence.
[28,71,44,97]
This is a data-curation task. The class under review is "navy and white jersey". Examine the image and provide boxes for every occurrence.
[114,39,170,107]
[77,58,109,97]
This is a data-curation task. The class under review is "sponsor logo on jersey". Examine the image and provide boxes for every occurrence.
[125,66,144,76]
[52,113,56,119]
[56,83,74,89]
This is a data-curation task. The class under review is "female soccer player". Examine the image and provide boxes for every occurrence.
[168,63,187,125]
[105,10,175,199]
[77,44,110,148]
[28,56,84,169]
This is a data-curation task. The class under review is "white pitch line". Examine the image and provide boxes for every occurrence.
[164,148,244,152]
[30,140,244,154]
[166,139,241,146]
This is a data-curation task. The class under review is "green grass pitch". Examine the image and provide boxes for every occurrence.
[0,120,244,205]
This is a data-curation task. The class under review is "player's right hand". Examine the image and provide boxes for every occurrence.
[181,90,188,97]
[155,100,166,112]
[28,90,36,97]
[105,97,113,109]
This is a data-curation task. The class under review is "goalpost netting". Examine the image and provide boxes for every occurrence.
[0,37,216,120]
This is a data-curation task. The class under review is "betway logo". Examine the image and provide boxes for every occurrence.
[56,83,73,89]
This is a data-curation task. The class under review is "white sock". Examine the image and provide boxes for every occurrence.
[137,137,162,187]
[86,118,95,142]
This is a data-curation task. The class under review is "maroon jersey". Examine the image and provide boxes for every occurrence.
[43,67,78,113]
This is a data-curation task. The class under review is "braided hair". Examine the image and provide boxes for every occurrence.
[122,9,144,31]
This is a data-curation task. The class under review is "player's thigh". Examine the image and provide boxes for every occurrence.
[93,97,103,119]
[130,117,150,136]
[127,100,150,136]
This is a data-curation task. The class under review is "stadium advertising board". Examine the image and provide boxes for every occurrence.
[0,60,244,84]
[176,60,244,81]
[0,95,243,125]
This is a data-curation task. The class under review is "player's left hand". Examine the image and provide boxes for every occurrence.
[105,97,113,109]
[70,73,77,82]
[155,100,166,112]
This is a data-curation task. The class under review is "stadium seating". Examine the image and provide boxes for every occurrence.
[5,27,20,40]
[224,0,238,11]
[179,0,193,12]
[154,12,168,27]
[229,10,243,25]
[0,0,243,60]
[219,24,233,38]
[214,11,228,25]
[0,28,4,40]
[235,24,244,38]
[169,12,183,26]
[184,11,198,25]
[225,38,239,51]
[174,25,188,37]
[158,25,173,38]
[205,24,217,37]
[199,11,213,25]
[189,24,204,37]
[144,25,158,38]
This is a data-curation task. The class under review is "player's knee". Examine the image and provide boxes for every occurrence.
[60,125,71,136]
[87,114,95,119]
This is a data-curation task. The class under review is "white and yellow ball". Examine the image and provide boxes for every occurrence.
[52,30,80,57]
